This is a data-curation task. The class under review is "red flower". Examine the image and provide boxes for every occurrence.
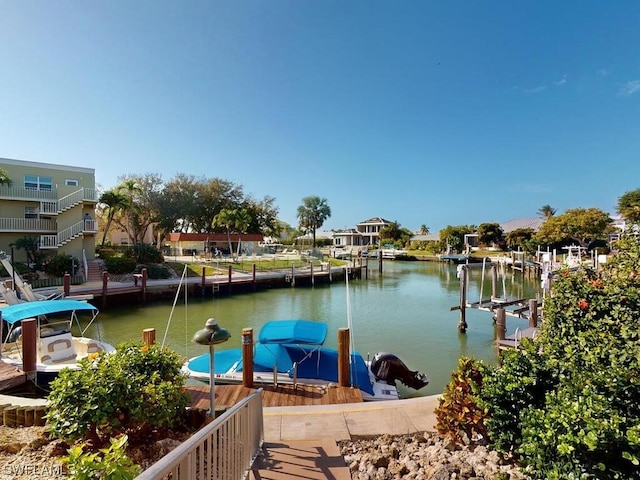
[578,299,589,311]
[590,279,603,288]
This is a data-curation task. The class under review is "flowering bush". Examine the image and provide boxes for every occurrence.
[478,235,640,478]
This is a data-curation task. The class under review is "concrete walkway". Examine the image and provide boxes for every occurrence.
[252,395,440,479]
[263,394,441,442]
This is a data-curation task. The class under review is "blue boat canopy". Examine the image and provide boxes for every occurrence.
[258,320,327,345]
[0,300,98,325]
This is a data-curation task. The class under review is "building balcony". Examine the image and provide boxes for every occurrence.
[0,186,98,208]
[0,217,57,233]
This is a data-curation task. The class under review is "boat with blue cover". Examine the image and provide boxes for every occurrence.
[183,319,429,401]
[0,299,115,384]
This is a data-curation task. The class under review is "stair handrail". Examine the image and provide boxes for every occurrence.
[56,221,85,246]
[57,188,97,212]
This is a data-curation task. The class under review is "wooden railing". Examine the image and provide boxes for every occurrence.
[134,389,264,480]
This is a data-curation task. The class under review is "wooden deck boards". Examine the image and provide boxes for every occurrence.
[185,383,362,411]
[0,363,26,392]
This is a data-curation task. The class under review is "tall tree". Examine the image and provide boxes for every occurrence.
[113,174,164,244]
[97,190,128,246]
[505,228,535,251]
[537,205,557,219]
[535,207,612,249]
[419,225,430,235]
[477,223,504,247]
[617,188,640,226]
[296,196,331,248]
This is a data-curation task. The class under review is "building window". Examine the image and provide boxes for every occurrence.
[25,206,38,219]
[24,175,53,191]
[65,179,79,186]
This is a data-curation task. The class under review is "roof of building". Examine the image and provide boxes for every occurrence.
[357,217,393,225]
[165,233,264,242]
[499,218,545,233]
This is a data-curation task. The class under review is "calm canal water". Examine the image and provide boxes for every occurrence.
[88,260,541,397]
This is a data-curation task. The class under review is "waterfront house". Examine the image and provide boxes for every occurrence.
[163,233,264,258]
[0,157,98,270]
[463,218,545,251]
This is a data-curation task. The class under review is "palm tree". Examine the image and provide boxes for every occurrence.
[98,190,129,246]
[116,179,143,244]
[213,209,238,259]
[419,225,430,235]
[296,196,331,248]
[537,205,557,219]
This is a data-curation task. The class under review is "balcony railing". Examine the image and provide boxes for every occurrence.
[0,186,97,211]
[0,185,57,201]
[0,217,57,232]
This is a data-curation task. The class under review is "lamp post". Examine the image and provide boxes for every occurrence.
[192,317,231,418]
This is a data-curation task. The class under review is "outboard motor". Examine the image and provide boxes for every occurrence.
[370,352,429,390]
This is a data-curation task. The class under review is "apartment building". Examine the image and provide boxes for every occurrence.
[0,157,98,268]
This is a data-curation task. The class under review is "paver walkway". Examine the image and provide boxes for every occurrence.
[250,439,351,480]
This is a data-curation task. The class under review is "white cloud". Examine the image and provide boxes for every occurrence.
[555,75,567,86]
[620,80,640,96]
[523,85,547,94]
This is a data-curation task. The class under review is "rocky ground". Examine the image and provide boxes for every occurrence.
[339,432,528,480]
[1,426,527,480]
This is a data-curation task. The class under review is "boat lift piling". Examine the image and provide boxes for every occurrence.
[338,328,350,387]
[242,328,254,388]
[22,319,37,382]
[452,262,539,341]
[457,265,468,333]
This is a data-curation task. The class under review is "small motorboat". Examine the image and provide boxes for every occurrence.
[0,299,115,385]
[183,319,428,401]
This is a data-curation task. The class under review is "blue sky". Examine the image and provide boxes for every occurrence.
[1,1,639,233]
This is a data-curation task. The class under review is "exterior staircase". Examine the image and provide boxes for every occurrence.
[85,260,104,283]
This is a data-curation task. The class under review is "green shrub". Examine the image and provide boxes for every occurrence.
[131,243,163,263]
[105,256,137,274]
[64,435,140,480]
[480,341,555,454]
[96,246,118,260]
[138,263,172,279]
[435,356,489,444]
[42,253,78,277]
[46,342,190,447]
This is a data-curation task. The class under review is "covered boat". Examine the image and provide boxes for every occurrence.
[0,299,115,384]
[183,319,428,401]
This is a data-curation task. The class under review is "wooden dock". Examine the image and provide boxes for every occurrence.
[0,363,27,392]
[185,383,363,411]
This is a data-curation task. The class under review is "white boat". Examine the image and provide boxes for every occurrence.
[381,248,408,259]
[0,299,115,384]
[183,319,429,401]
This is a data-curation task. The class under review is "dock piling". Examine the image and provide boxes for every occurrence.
[458,265,468,333]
